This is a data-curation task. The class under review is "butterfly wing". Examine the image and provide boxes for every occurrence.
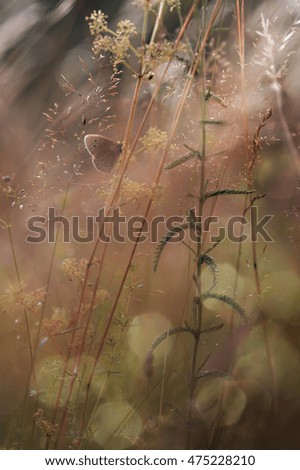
[84,134,122,173]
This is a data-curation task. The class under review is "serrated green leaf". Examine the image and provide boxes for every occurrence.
[201,293,247,322]
[183,144,202,157]
[201,188,257,203]
[165,152,196,170]
[200,323,224,334]
[149,326,196,353]
[200,120,225,125]
[153,223,189,272]
[198,253,218,286]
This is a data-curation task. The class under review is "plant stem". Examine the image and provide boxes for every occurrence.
[186,0,209,448]
[7,225,33,361]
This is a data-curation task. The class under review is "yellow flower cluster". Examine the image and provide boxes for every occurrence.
[87,11,137,66]
[61,258,88,283]
[97,175,153,202]
[17,287,46,314]
[86,10,108,36]
[140,127,168,150]
[42,309,66,336]
[0,286,45,316]
[141,41,175,69]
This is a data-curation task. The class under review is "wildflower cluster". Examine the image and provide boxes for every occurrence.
[96,175,153,202]
[86,10,108,35]
[87,11,137,68]
[140,126,168,150]
[0,286,45,317]
[61,257,88,283]
[141,41,175,70]
[34,409,58,438]
[16,288,46,316]
[42,309,67,336]
[133,0,181,13]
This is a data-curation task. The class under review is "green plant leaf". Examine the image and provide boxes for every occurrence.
[201,323,224,334]
[183,144,202,158]
[148,326,196,353]
[198,253,218,286]
[165,152,197,170]
[201,293,247,322]
[200,188,257,203]
[153,223,189,272]
[200,119,225,125]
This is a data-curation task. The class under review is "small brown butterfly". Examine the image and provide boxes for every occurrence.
[84,134,123,172]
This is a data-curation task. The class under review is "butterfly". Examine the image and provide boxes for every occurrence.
[84,134,123,173]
